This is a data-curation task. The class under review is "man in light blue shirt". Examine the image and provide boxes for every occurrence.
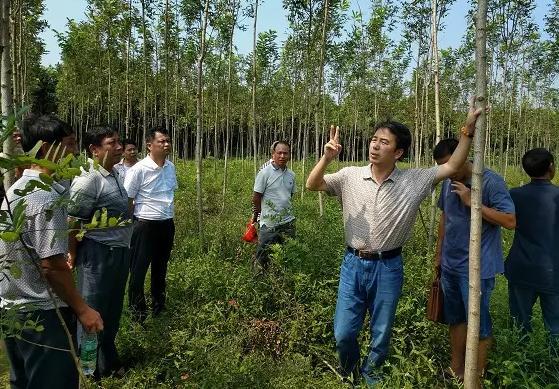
[252,141,296,272]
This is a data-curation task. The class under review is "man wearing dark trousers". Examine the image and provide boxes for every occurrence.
[507,148,559,350]
[252,140,296,272]
[124,128,177,322]
[69,126,132,378]
[1,115,103,388]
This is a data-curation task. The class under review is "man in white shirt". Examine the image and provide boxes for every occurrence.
[124,128,177,322]
[114,138,138,179]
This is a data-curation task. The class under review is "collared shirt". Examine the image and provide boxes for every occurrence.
[324,164,438,251]
[438,169,515,279]
[0,169,69,310]
[69,160,133,247]
[124,155,177,220]
[253,163,296,228]
[506,179,559,293]
[114,160,136,180]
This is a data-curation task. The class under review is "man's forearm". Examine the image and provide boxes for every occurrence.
[42,259,88,316]
[251,192,262,221]
[445,132,473,172]
[306,155,331,191]
[434,213,445,268]
[481,206,516,229]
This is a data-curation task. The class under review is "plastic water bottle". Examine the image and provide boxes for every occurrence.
[80,332,97,376]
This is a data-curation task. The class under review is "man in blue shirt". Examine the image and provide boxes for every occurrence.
[251,141,296,272]
[506,148,559,346]
[433,138,516,381]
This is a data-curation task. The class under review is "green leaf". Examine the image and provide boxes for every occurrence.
[100,208,108,227]
[83,210,100,229]
[28,141,43,159]
[108,217,119,227]
[75,229,86,242]
[9,263,22,279]
[0,231,20,242]
[38,173,54,185]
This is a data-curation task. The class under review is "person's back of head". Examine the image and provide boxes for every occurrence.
[373,121,412,160]
[21,114,74,158]
[433,138,459,160]
[522,148,554,179]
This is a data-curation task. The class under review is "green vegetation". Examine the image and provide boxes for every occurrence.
[2,159,551,388]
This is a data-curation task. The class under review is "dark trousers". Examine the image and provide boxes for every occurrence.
[4,307,78,389]
[254,221,295,270]
[128,218,175,320]
[76,238,129,377]
[509,283,559,336]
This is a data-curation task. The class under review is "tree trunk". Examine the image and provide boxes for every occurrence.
[251,0,258,173]
[464,0,488,387]
[1,0,16,189]
[428,0,442,248]
[314,0,329,217]
[195,0,210,245]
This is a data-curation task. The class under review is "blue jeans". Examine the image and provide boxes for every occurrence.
[334,251,403,383]
[508,283,559,336]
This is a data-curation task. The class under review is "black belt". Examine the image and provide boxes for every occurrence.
[347,246,402,260]
[136,218,174,223]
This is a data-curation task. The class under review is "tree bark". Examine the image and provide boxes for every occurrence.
[250,0,259,173]
[1,0,17,190]
[428,0,442,248]
[464,0,488,387]
[195,0,210,245]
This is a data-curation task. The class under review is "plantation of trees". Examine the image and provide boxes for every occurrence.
[1,0,559,387]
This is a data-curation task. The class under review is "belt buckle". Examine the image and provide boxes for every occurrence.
[359,249,372,258]
[377,251,383,260]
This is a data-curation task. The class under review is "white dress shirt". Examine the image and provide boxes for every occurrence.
[124,155,177,220]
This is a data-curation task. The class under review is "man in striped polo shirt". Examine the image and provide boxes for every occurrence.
[306,99,483,386]
[69,126,132,378]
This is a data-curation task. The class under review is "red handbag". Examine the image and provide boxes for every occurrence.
[241,222,258,243]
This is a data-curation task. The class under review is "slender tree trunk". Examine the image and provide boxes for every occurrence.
[195,0,210,245]
[141,0,148,151]
[428,0,442,247]
[125,0,132,138]
[313,0,329,217]
[464,0,488,387]
[1,0,16,189]
[251,0,258,173]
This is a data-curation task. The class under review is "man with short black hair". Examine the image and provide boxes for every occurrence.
[433,137,516,381]
[124,128,177,322]
[115,138,138,179]
[251,140,296,272]
[1,114,103,388]
[506,148,559,345]
[306,98,483,386]
[69,125,132,378]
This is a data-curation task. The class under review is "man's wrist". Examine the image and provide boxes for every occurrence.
[460,126,474,138]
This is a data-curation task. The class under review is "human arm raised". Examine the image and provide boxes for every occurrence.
[306,125,342,191]
[434,97,484,184]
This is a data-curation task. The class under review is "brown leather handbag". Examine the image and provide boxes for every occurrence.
[426,268,445,323]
